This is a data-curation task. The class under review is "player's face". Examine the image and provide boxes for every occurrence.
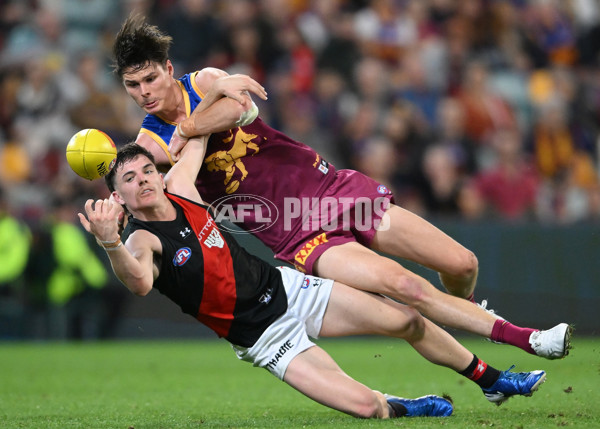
[113,155,165,212]
[122,61,174,115]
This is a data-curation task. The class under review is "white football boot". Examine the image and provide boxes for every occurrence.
[529,323,573,359]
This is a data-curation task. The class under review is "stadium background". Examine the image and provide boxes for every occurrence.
[0,0,598,340]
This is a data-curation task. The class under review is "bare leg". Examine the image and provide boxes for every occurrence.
[283,283,473,418]
[314,242,497,337]
[320,282,474,370]
[284,345,390,418]
[296,282,545,411]
[373,205,478,298]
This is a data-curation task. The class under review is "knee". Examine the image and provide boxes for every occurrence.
[447,249,478,280]
[383,274,428,306]
[397,306,426,341]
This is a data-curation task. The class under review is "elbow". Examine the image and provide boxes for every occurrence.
[124,279,152,296]
[132,283,152,296]
[134,287,151,297]
[222,97,257,126]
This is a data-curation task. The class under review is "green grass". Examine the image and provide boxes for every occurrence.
[1,336,599,428]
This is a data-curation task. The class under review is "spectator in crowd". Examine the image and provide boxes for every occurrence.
[473,127,539,221]
[316,9,362,86]
[378,102,428,206]
[455,59,517,146]
[59,0,118,53]
[353,134,399,198]
[418,144,465,218]
[0,125,31,184]
[1,6,66,66]
[13,54,75,164]
[158,0,224,72]
[530,98,596,190]
[353,0,417,63]
[311,68,353,165]
[67,51,138,144]
[522,0,578,67]
[428,97,478,176]
[393,46,444,128]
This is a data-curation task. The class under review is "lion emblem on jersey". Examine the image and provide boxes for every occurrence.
[204,128,260,194]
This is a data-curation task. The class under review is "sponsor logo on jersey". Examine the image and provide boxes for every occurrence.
[204,228,224,249]
[173,247,192,266]
[197,217,225,248]
[265,339,294,371]
[294,233,328,266]
[259,287,274,304]
[318,159,329,175]
[312,154,329,175]
[179,227,192,238]
[377,184,389,194]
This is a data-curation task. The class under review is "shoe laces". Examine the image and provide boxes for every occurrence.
[504,364,516,374]
[477,299,497,315]
[502,365,537,383]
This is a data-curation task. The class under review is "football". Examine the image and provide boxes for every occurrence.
[66,129,117,180]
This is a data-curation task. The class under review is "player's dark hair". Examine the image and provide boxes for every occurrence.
[112,14,172,78]
[105,142,156,192]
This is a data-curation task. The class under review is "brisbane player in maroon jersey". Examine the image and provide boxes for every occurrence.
[111,14,571,360]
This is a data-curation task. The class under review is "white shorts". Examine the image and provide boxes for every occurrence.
[231,266,334,380]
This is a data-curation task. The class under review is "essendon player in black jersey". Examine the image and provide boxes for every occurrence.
[128,192,287,347]
[78,139,547,419]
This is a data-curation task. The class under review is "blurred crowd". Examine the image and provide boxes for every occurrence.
[1,0,600,339]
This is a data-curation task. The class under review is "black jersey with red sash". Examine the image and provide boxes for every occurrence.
[127,192,288,347]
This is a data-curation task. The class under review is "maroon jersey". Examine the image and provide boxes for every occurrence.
[127,193,288,347]
[196,117,336,252]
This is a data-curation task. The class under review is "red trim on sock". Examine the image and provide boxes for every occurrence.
[468,359,488,381]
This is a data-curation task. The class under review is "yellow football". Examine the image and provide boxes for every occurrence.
[66,129,117,180]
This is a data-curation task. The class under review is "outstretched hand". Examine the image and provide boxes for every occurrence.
[212,74,268,107]
[78,197,124,243]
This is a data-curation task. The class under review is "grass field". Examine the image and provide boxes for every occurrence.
[1,336,599,428]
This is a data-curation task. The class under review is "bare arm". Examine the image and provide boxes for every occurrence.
[193,67,266,111]
[78,199,157,296]
[170,68,267,161]
[164,135,209,203]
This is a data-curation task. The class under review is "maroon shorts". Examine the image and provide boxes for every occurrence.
[274,169,394,274]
